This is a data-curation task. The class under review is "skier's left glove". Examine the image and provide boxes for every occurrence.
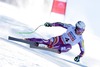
[74,55,81,62]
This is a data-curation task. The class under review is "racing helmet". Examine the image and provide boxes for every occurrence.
[75,21,85,29]
[75,21,85,35]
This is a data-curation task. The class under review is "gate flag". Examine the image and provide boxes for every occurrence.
[51,0,67,15]
[49,0,67,22]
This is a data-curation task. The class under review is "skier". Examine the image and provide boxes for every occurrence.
[25,21,85,62]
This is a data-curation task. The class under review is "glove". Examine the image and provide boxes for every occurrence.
[74,55,80,62]
[44,22,52,27]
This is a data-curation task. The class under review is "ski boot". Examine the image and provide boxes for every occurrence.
[30,42,39,48]
[47,44,52,48]
[58,49,61,54]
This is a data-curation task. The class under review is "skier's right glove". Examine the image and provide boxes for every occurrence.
[44,22,52,27]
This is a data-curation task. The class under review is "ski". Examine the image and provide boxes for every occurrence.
[8,36,59,53]
[44,53,87,67]
[60,58,87,67]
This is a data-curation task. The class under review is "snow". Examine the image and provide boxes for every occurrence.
[0,38,60,67]
[0,0,100,67]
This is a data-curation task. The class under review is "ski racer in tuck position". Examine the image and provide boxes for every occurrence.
[25,21,85,62]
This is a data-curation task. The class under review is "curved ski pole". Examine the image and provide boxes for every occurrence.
[16,25,44,34]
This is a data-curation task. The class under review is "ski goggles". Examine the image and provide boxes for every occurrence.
[76,27,85,33]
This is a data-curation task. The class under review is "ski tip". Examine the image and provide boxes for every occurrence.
[8,36,15,40]
[8,36,11,40]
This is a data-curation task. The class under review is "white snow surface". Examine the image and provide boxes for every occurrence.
[0,0,100,67]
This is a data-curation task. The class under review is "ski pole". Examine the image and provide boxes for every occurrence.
[16,24,44,34]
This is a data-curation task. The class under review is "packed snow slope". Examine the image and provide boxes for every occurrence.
[0,0,100,67]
